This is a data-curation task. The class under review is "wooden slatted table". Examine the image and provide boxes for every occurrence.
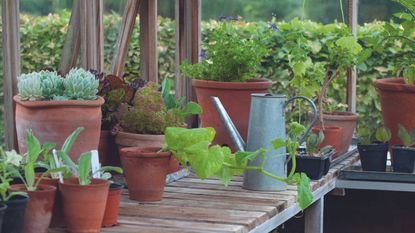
[51,153,359,233]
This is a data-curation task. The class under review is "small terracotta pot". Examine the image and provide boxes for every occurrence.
[312,126,343,158]
[374,78,415,153]
[37,176,65,227]
[115,131,179,173]
[14,95,104,162]
[59,178,109,233]
[120,147,171,201]
[99,130,120,166]
[192,79,272,150]
[9,184,57,233]
[102,183,123,227]
[317,111,359,155]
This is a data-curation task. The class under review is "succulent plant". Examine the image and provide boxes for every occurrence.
[64,68,99,100]
[38,70,64,99]
[17,72,44,100]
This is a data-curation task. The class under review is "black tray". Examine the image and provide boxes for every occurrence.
[341,166,415,183]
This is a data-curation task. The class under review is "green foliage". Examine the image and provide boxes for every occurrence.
[63,68,99,100]
[180,20,268,82]
[398,124,415,147]
[39,71,64,99]
[0,149,27,201]
[306,130,325,154]
[164,126,313,210]
[357,126,391,144]
[375,127,392,143]
[17,72,44,100]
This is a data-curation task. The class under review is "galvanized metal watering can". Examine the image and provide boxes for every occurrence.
[211,94,317,191]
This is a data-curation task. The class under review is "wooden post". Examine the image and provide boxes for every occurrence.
[304,197,324,233]
[2,0,20,150]
[175,0,201,100]
[79,0,104,71]
[59,0,81,74]
[111,0,141,77]
[346,0,358,113]
[140,0,158,82]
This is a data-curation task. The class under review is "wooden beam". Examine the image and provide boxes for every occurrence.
[79,0,104,71]
[139,0,158,82]
[2,0,20,150]
[59,0,81,74]
[111,0,141,77]
[175,0,201,100]
[346,0,358,113]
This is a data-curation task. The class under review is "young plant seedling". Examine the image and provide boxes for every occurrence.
[375,127,392,143]
[0,149,27,201]
[398,124,415,147]
[306,130,331,155]
[357,126,391,145]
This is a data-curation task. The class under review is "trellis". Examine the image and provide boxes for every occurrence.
[1,0,357,153]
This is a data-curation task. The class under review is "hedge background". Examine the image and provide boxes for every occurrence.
[0,11,405,146]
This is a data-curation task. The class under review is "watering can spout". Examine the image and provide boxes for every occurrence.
[211,96,246,152]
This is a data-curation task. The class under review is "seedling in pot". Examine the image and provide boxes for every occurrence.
[357,126,391,145]
[398,124,415,147]
[306,130,332,156]
[0,149,27,201]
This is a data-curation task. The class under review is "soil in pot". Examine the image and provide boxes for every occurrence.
[9,184,56,233]
[316,111,359,155]
[374,78,415,152]
[59,178,109,233]
[99,130,120,166]
[392,145,415,173]
[14,96,104,162]
[102,183,123,227]
[312,126,343,159]
[2,195,29,233]
[116,131,179,173]
[358,143,388,172]
[192,79,272,150]
[288,149,335,180]
[120,147,171,201]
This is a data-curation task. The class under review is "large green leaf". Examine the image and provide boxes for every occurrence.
[26,130,42,163]
[294,173,313,210]
[184,142,224,179]
[78,152,92,185]
[181,101,202,117]
[61,127,84,154]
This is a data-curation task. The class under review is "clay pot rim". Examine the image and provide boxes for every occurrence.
[392,145,415,151]
[13,95,104,108]
[192,78,272,90]
[9,184,57,193]
[312,126,343,132]
[120,146,171,158]
[59,178,109,188]
[322,111,359,121]
[116,131,164,139]
[373,77,415,93]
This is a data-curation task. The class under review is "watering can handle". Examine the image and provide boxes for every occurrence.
[284,96,318,144]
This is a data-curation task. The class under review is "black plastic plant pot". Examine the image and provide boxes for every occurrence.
[288,149,336,180]
[2,195,28,233]
[0,202,7,233]
[357,142,388,172]
[392,145,415,173]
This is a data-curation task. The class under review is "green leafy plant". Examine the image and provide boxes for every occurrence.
[0,149,27,201]
[357,126,391,144]
[163,122,313,210]
[180,20,268,82]
[375,127,392,143]
[306,130,332,155]
[398,124,415,147]
[55,127,123,185]
[121,82,201,135]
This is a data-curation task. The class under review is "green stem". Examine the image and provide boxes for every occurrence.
[223,163,287,182]
[339,0,345,24]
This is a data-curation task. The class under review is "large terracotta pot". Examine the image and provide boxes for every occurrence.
[120,147,171,201]
[102,183,123,227]
[99,130,120,166]
[14,96,104,162]
[59,178,109,233]
[9,184,56,233]
[373,78,415,148]
[116,131,179,173]
[312,126,343,159]
[192,79,272,150]
[315,111,359,155]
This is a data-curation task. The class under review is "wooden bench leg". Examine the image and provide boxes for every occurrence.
[305,197,324,233]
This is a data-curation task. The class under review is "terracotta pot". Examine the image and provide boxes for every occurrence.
[192,79,272,150]
[9,184,56,233]
[373,78,415,149]
[37,176,65,227]
[314,111,359,155]
[102,183,123,227]
[120,147,171,201]
[14,95,104,162]
[99,130,120,166]
[115,131,179,173]
[59,178,109,233]
[312,126,343,159]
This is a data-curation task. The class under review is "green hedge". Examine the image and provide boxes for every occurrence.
[0,11,406,146]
